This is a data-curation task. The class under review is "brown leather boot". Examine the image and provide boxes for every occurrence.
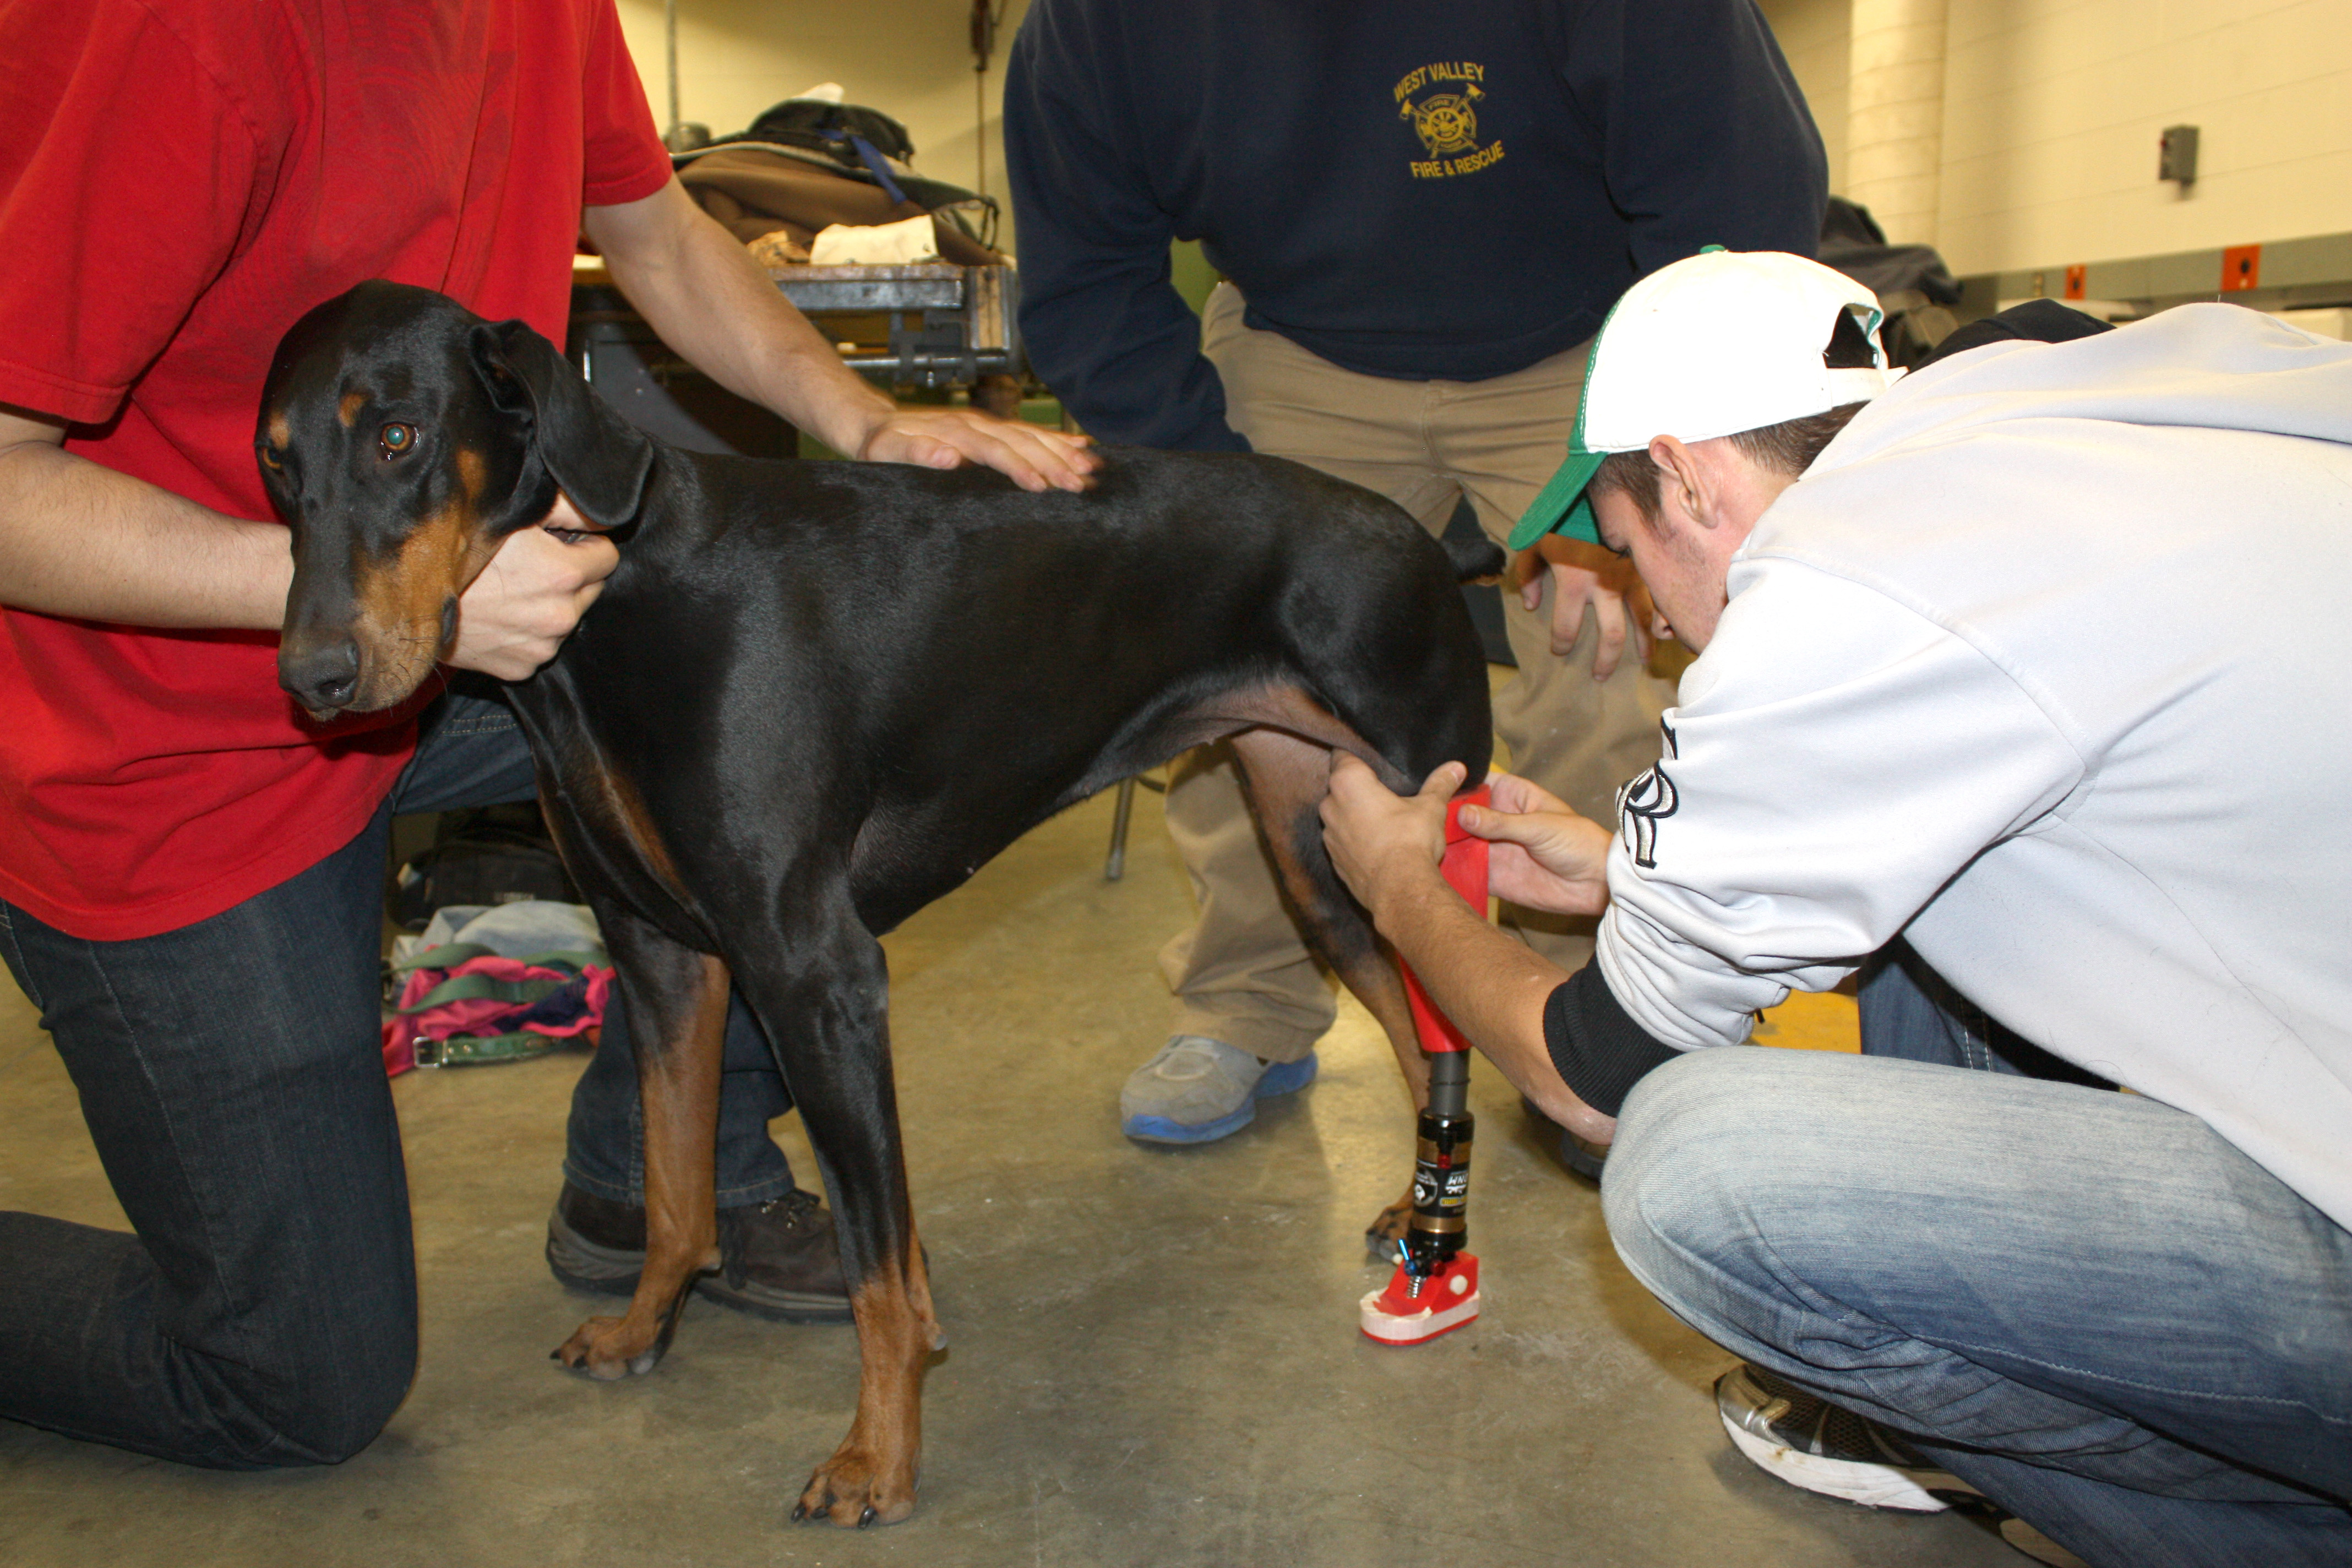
[546,1183,852,1324]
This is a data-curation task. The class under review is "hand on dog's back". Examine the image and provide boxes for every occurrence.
[857,407,1098,494]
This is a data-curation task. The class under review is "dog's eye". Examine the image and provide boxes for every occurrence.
[379,423,418,459]
[259,446,284,471]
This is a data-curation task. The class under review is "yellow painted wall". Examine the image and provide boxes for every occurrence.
[1759,0,2352,275]
[1757,0,1853,197]
[1939,0,2352,276]
[625,2,2352,277]
[613,0,1032,240]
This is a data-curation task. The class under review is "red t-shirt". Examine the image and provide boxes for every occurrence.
[0,0,672,940]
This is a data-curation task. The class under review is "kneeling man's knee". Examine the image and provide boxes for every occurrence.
[1602,1048,1835,1314]
[229,1312,418,1466]
[276,1350,415,1465]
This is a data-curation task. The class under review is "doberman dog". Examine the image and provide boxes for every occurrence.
[259,280,1496,1526]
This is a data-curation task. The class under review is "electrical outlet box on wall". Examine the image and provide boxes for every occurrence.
[2159,124,2199,186]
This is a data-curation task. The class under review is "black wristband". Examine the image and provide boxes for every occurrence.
[1541,961,1682,1117]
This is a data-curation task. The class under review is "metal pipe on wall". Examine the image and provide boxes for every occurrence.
[665,0,679,135]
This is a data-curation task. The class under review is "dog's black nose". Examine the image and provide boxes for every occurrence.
[280,635,362,712]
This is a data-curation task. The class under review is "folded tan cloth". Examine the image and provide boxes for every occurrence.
[809,215,939,267]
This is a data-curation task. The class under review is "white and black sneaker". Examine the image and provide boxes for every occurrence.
[1715,1364,2090,1567]
[1717,1362,1977,1510]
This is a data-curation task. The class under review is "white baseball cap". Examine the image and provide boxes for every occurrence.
[1509,248,1895,550]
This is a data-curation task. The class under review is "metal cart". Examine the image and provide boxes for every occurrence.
[568,261,1025,457]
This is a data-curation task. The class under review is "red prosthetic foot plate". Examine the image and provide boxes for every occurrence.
[1358,1253,1480,1345]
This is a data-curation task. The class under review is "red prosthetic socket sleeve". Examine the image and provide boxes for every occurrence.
[1398,784,1491,1054]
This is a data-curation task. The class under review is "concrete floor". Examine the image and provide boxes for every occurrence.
[0,784,2018,1568]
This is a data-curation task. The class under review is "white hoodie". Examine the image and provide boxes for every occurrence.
[1597,303,2352,1231]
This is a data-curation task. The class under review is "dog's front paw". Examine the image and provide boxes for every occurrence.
[791,1443,918,1528]
[552,1314,668,1380]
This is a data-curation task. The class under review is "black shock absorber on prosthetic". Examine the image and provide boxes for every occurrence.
[1404,1049,1473,1283]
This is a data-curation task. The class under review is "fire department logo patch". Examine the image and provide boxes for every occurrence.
[1394,62,1506,179]
[1408,91,1480,156]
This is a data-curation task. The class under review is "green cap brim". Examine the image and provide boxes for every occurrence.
[1506,449,1605,551]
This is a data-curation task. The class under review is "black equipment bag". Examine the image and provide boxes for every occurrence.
[387,803,577,930]
[732,99,917,167]
[1819,197,1965,368]
[679,96,1001,254]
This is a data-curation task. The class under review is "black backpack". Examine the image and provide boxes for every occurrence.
[693,98,994,240]
[387,803,577,930]
[733,99,918,167]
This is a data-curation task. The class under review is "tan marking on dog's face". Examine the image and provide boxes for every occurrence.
[266,410,291,448]
[456,446,487,502]
[343,501,502,710]
[337,390,367,428]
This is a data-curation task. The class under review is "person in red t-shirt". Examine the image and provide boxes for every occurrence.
[0,0,1091,1467]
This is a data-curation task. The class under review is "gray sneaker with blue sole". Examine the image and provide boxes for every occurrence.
[1119,1034,1317,1144]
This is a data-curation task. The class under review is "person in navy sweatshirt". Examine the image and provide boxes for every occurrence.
[1004,0,1827,1150]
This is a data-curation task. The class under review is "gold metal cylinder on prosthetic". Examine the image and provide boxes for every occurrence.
[1404,1048,1473,1281]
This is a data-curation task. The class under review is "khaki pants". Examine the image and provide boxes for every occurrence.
[1157,285,1677,1061]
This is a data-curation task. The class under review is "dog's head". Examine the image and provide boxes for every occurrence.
[259,280,654,718]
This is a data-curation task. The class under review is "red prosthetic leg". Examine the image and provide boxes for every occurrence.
[1360,785,1490,1346]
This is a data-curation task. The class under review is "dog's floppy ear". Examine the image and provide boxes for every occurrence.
[466,318,654,529]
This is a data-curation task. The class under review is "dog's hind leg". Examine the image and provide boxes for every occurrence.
[554,912,728,1379]
[1226,728,1440,1251]
[731,889,937,1529]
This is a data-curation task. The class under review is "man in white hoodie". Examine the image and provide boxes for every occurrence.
[1319,250,2351,1567]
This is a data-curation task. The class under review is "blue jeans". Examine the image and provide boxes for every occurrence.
[1605,946,2352,1567]
[0,688,795,1468]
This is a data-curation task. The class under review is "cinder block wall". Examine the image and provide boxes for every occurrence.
[1759,0,1854,198]
[1758,0,2352,276]
[1937,0,2352,275]
[620,1,2352,278]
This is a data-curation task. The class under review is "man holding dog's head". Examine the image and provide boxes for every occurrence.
[1321,249,2352,1565]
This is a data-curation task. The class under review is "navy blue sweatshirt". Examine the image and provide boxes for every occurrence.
[1005,0,1827,451]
